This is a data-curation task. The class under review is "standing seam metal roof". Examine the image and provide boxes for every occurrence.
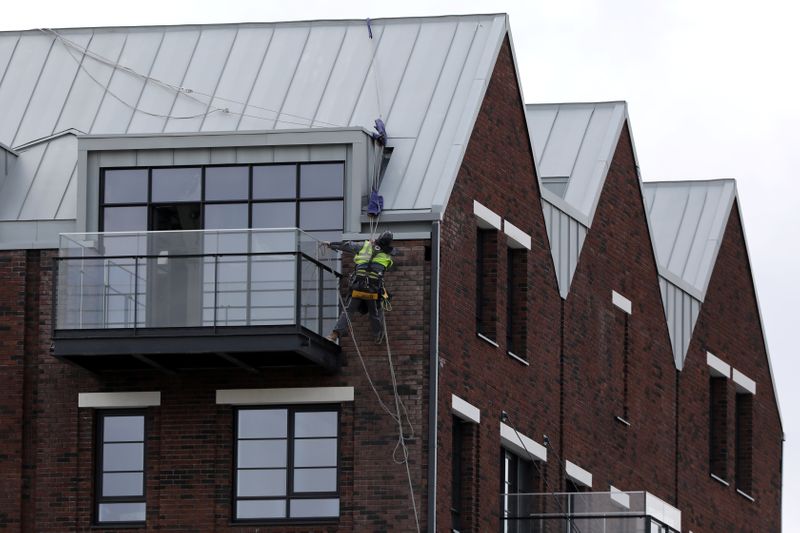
[0,14,509,222]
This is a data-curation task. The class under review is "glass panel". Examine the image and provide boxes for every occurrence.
[151,167,201,201]
[237,440,287,468]
[289,498,339,518]
[237,468,287,497]
[299,200,342,231]
[98,502,146,522]
[151,203,202,231]
[294,412,337,438]
[104,416,144,442]
[205,166,249,200]
[102,472,143,497]
[293,467,337,493]
[253,164,296,199]
[238,409,287,439]
[104,169,148,204]
[236,499,286,519]
[143,255,204,328]
[103,443,144,471]
[252,202,296,229]
[103,207,147,232]
[204,203,248,230]
[293,438,337,467]
[300,163,344,198]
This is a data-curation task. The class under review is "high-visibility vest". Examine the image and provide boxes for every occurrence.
[354,240,393,271]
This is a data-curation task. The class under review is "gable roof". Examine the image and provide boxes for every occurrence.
[0,14,509,225]
[526,101,631,298]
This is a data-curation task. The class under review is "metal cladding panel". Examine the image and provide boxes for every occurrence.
[163,28,238,133]
[348,21,418,132]
[201,27,275,132]
[659,276,701,370]
[12,33,91,147]
[643,180,735,298]
[312,24,379,129]
[55,32,127,135]
[0,143,47,219]
[542,198,587,299]
[0,14,508,229]
[526,102,626,222]
[236,25,311,131]
[127,28,199,134]
[0,34,54,145]
[91,29,164,134]
[274,25,347,131]
[56,166,78,218]
[19,135,78,219]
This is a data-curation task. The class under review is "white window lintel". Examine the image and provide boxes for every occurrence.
[565,460,593,488]
[452,394,481,424]
[500,422,546,462]
[504,220,531,250]
[78,391,161,408]
[473,200,502,230]
[706,352,731,378]
[216,386,354,405]
[732,368,756,395]
[611,290,632,314]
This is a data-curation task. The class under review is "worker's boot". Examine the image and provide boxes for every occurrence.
[326,331,339,342]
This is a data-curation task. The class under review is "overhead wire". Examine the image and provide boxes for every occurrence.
[41,28,347,129]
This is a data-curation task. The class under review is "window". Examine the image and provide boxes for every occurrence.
[452,417,465,531]
[735,392,753,495]
[709,376,728,481]
[235,407,339,521]
[100,163,344,241]
[96,412,146,524]
[476,228,498,341]
[502,449,541,533]
[506,247,527,358]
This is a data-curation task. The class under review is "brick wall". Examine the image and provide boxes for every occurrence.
[677,201,783,532]
[437,36,563,532]
[3,241,431,532]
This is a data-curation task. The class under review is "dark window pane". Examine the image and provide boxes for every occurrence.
[104,169,148,204]
[299,200,342,231]
[290,498,339,518]
[104,416,144,442]
[294,412,337,438]
[204,203,248,230]
[151,203,202,231]
[103,443,144,471]
[103,472,144,497]
[294,467,337,492]
[103,207,147,231]
[152,167,201,202]
[294,438,337,467]
[236,499,286,519]
[237,440,287,468]
[238,409,287,439]
[252,202,296,229]
[237,469,287,497]
[98,502,146,522]
[205,166,249,201]
[253,165,296,199]
[300,163,344,198]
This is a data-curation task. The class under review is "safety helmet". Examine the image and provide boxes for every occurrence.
[376,231,393,248]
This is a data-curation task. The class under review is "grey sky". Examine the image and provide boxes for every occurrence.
[3,0,797,527]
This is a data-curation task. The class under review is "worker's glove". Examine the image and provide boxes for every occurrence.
[322,241,331,248]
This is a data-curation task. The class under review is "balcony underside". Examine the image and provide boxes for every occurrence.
[52,325,341,373]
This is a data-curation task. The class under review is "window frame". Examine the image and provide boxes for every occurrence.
[232,404,341,524]
[709,376,729,482]
[476,227,498,342]
[99,162,345,236]
[501,447,541,533]
[451,416,465,531]
[94,409,148,526]
[735,392,754,496]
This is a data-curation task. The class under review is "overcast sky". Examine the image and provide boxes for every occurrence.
[3,0,798,527]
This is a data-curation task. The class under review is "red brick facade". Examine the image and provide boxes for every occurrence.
[0,31,782,533]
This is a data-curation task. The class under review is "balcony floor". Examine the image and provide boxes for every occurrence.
[52,325,341,373]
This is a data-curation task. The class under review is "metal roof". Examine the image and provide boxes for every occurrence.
[526,101,628,226]
[642,179,736,300]
[0,14,509,223]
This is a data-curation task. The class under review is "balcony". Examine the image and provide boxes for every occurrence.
[53,229,342,373]
[502,491,681,533]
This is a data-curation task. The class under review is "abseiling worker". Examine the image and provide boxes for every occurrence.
[325,231,395,344]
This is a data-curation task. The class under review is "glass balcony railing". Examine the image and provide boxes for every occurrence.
[501,491,681,533]
[55,228,341,337]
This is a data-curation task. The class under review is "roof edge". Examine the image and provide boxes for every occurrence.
[2,13,509,35]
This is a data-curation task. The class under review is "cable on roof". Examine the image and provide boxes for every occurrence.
[41,28,347,129]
